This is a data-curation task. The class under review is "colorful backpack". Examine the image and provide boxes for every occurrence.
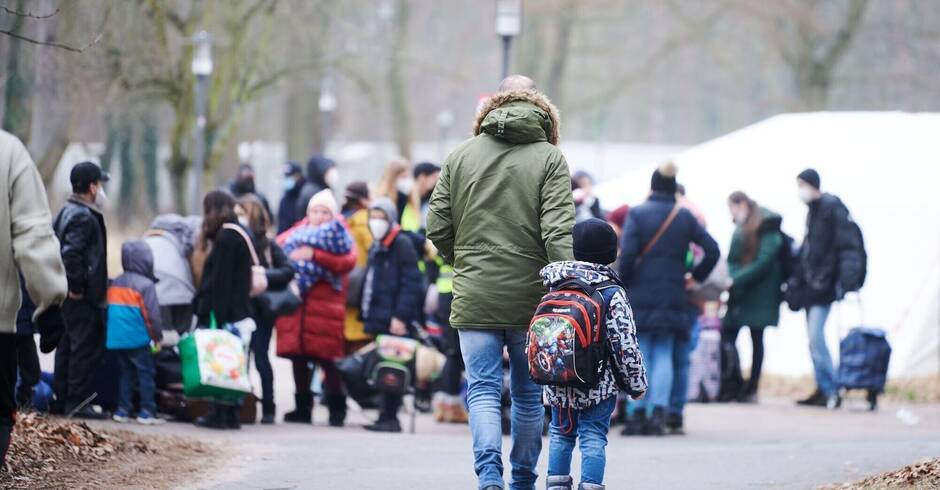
[527,278,612,389]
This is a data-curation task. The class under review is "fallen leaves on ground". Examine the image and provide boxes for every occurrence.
[822,458,940,490]
[0,412,213,489]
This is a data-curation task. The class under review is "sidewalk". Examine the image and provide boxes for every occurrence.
[83,397,940,489]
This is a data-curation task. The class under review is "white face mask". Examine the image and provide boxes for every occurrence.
[369,218,390,239]
[94,185,108,207]
[798,186,815,204]
[396,177,414,195]
[732,208,748,225]
[238,216,250,228]
[324,168,339,189]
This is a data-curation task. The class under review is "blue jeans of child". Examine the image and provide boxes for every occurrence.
[629,332,675,416]
[548,396,617,485]
[806,304,836,396]
[669,317,700,417]
[116,348,156,415]
[459,328,542,490]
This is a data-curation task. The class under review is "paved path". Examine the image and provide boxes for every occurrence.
[90,396,940,489]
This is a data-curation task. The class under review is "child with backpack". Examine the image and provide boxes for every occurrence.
[106,240,165,425]
[531,219,647,490]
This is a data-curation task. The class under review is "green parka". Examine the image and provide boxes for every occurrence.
[426,90,575,329]
[723,207,784,329]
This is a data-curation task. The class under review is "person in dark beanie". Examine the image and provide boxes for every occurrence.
[618,162,719,436]
[278,161,306,233]
[228,163,272,219]
[52,161,111,419]
[295,155,338,221]
[793,168,864,409]
[543,219,646,490]
[0,130,68,466]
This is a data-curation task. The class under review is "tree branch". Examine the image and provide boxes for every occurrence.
[0,3,59,19]
[0,28,102,53]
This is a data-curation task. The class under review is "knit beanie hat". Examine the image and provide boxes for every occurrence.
[307,189,339,216]
[650,162,678,194]
[573,218,619,265]
[797,168,821,190]
[370,197,399,224]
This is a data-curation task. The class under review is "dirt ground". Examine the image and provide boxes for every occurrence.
[822,458,940,489]
[0,413,217,490]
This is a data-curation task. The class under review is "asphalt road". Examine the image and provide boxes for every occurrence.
[91,395,940,490]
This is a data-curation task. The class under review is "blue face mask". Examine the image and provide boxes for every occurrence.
[283,177,297,192]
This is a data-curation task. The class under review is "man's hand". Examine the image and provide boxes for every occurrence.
[389,317,407,336]
[68,291,83,301]
[289,247,315,262]
[36,305,65,354]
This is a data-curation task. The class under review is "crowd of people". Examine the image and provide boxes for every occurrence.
[0,74,868,489]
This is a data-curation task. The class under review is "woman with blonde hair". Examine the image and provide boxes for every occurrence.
[374,157,412,219]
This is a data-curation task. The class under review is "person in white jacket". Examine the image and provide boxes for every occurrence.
[0,130,68,466]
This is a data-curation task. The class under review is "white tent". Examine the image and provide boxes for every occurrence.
[595,112,940,379]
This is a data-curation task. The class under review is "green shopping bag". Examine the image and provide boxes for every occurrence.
[179,312,251,402]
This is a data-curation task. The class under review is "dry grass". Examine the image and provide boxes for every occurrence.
[759,374,940,404]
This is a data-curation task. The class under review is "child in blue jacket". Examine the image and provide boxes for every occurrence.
[106,240,164,425]
[542,219,647,490]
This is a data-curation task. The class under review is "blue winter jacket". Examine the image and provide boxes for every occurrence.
[619,192,719,335]
[106,240,164,350]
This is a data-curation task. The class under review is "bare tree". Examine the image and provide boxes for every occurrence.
[742,0,871,110]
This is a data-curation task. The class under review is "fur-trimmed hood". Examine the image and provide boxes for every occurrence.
[472,90,561,146]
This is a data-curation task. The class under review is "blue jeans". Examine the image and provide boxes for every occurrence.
[548,396,616,485]
[669,318,700,416]
[116,348,156,415]
[629,332,675,416]
[459,329,542,490]
[807,304,835,396]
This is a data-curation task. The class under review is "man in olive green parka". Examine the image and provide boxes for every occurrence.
[427,75,575,490]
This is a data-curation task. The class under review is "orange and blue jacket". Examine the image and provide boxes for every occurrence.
[106,240,163,350]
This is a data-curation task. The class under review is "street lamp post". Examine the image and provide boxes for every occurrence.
[190,31,213,214]
[318,76,337,153]
[495,0,522,81]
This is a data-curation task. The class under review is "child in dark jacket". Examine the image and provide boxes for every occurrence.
[360,197,422,433]
[542,219,647,490]
[106,240,165,425]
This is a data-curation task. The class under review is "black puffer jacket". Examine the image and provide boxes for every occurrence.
[619,192,719,335]
[53,198,108,307]
[798,193,864,306]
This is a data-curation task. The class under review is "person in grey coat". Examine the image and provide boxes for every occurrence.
[143,214,201,335]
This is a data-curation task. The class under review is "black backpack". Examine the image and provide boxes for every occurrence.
[527,278,612,389]
[777,231,799,287]
[838,217,867,294]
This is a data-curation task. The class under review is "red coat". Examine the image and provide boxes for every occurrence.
[275,225,358,360]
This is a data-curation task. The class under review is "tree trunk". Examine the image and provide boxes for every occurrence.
[2,0,32,142]
[544,1,578,108]
[141,117,159,211]
[387,0,412,160]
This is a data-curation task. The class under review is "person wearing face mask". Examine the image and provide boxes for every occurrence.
[722,191,784,404]
[277,162,306,234]
[294,154,338,224]
[228,163,272,221]
[360,198,423,433]
[792,168,865,409]
[52,161,112,419]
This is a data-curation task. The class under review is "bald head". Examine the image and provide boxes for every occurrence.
[498,74,536,92]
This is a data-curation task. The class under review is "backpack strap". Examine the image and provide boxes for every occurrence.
[635,204,681,266]
[222,223,261,266]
